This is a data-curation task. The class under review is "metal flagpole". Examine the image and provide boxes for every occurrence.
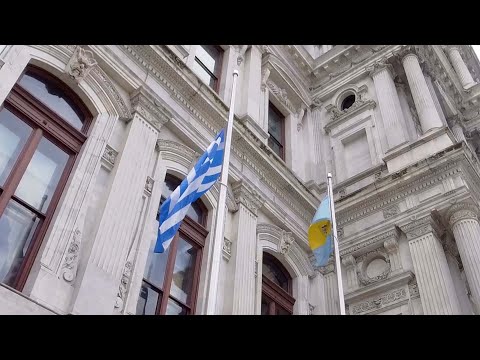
[205,70,239,315]
[327,172,346,315]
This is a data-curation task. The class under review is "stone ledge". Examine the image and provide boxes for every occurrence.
[0,283,58,315]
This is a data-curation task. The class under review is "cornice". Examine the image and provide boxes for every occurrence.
[232,180,265,216]
[324,99,376,134]
[130,87,170,131]
[446,201,480,225]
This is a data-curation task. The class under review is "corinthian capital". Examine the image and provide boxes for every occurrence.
[367,58,395,78]
[447,202,480,226]
[232,180,265,216]
[393,45,420,62]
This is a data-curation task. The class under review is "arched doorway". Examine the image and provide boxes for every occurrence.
[0,65,92,291]
[261,252,295,315]
[136,173,208,315]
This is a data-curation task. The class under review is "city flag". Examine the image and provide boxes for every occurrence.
[308,196,333,267]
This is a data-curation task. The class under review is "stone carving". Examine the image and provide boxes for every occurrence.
[338,188,346,198]
[309,303,315,315]
[312,97,322,108]
[102,144,118,167]
[408,279,420,299]
[351,288,407,315]
[447,202,480,225]
[383,205,400,219]
[341,254,356,269]
[222,238,232,261]
[232,180,265,215]
[261,65,271,92]
[114,261,132,311]
[384,237,399,254]
[279,231,294,255]
[337,227,344,240]
[391,168,407,180]
[400,216,440,240]
[236,45,249,66]
[340,229,397,256]
[145,176,154,195]
[318,262,335,275]
[367,58,395,78]
[61,229,81,282]
[357,249,391,286]
[393,45,421,62]
[131,89,170,131]
[66,46,97,82]
[266,80,296,113]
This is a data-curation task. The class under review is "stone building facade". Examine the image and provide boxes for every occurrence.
[0,44,479,315]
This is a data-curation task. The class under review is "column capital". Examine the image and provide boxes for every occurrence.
[394,45,420,63]
[447,202,480,226]
[130,87,170,132]
[447,113,464,127]
[384,237,399,254]
[341,254,356,269]
[399,215,443,240]
[367,58,395,78]
[312,96,323,109]
[232,180,265,216]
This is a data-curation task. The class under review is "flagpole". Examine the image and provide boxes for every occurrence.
[327,172,346,315]
[205,70,239,315]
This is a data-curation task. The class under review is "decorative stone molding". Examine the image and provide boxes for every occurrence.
[61,229,81,282]
[408,279,420,299]
[340,228,397,256]
[337,227,344,240]
[447,202,480,225]
[222,237,232,261]
[279,231,294,255]
[232,180,265,216]
[312,97,322,108]
[351,288,407,315]
[309,303,315,315]
[356,248,391,286]
[114,261,132,311]
[267,80,296,113]
[324,99,376,133]
[156,139,199,169]
[260,65,271,92]
[317,258,335,275]
[366,58,395,78]
[383,204,400,219]
[65,46,97,82]
[393,45,422,63]
[235,45,249,66]
[384,237,399,254]
[145,176,154,195]
[400,215,442,240]
[102,144,118,167]
[130,88,170,131]
[341,254,356,269]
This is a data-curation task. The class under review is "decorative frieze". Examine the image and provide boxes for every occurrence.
[383,205,400,219]
[351,288,407,315]
[114,261,132,312]
[400,215,442,240]
[447,202,479,225]
[408,279,420,299]
[102,144,118,167]
[340,229,397,256]
[324,99,376,133]
[61,229,81,282]
[66,46,97,82]
[222,237,232,261]
[232,180,265,216]
[266,79,296,113]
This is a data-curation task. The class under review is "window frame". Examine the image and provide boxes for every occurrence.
[194,45,224,93]
[0,65,92,291]
[267,102,286,160]
[261,253,295,315]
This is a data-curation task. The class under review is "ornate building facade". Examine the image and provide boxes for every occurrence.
[0,44,479,315]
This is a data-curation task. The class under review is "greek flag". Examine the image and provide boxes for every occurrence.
[154,129,225,253]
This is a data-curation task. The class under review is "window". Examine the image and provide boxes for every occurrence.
[136,174,208,315]
[0,65,91,291]
[261,252,295,315]
[268,102,285,160]
[191,45,224,92]
[341,94,356,111]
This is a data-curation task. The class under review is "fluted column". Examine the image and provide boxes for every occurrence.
[447,114,467,143]
[446,46,476,89]
[72,92,164,314]
[341,255,358,292]
[310,102,326,183]
[399,47,444,133]
[319,261,340,315]
[401,216,461,314]
[447,202,480,313]
[368,61,408,150]
[231,180,264,315]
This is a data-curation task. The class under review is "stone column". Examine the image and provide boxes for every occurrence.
[368,60,408,150]
[319,261,340,315]
[310,101,326,183]
[231,180,264,315]
[294,275,310,315]
[424,72,447,126]
[398,47,444,133]
[341,255,358,292]
[447,202,480,313]
[71,91,166,314]
[401,216,461,314]
[445,46,476,89]
[447,114,467,143]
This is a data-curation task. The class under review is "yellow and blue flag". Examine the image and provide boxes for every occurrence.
[308,196,333,267]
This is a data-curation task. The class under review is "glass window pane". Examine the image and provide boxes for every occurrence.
[0,200,41,286]
[18,72,84,130]
[268,105,283,142]
[191,60,214,87]
[144,245,171,289]
[15,137,69,213]
[196,46,217,74]
[136,282,160,315]
[169,235,198,304]
[268,138,282,158]
[165,298,187,315]
[0,109,32,186]
[262,254,290,292]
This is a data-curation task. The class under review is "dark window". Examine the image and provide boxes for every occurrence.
[341,94,356,111]
[137,174,208,315]
[0,65,92,291]
[192,45,224,92]
[261,252,295,315]
[268,102,285,160]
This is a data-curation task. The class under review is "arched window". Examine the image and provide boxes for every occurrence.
[137,173,208,315]
[0,65,92,290]
[261,252,295,315]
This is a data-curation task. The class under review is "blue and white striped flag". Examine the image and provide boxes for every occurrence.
[154,129,226,253]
